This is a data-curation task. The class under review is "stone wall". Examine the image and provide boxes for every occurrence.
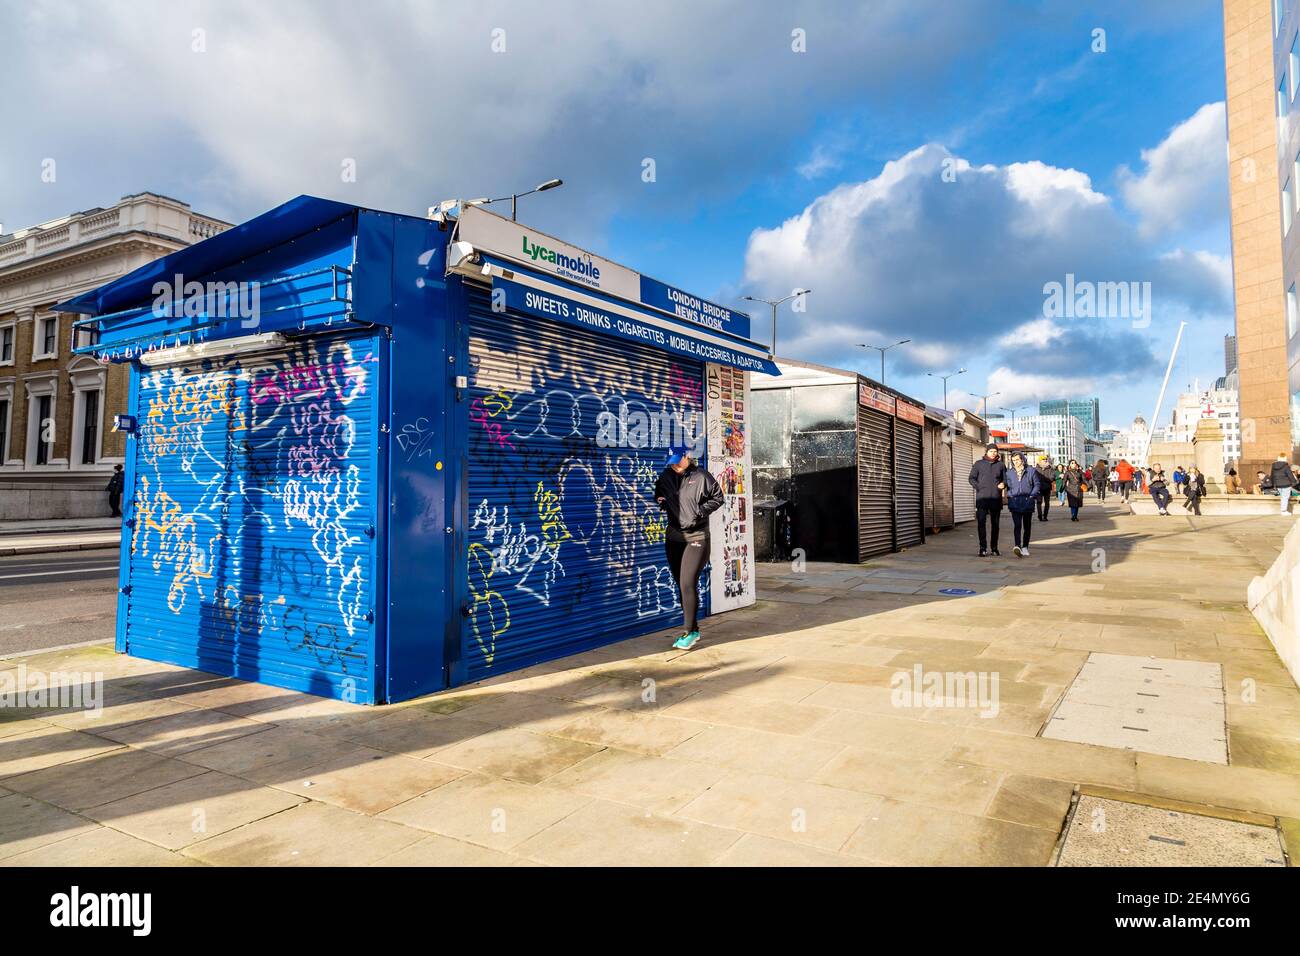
[1248,519,1300,688]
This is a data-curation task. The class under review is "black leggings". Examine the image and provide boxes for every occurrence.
[1011,510,1033,549]
[666,535,710,632]
[1036,494,1050,520]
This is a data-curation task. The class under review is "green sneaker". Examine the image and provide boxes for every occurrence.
[672,631,700,650]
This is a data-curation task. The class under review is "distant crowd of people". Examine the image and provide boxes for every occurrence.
[967,448,1300,557]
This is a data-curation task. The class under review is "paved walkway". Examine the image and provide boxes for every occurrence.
[0,518,120,556]
[2,501,1297,866]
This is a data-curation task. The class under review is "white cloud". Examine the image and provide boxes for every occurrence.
[742,141,1230,380]
[1117,102,1229,239]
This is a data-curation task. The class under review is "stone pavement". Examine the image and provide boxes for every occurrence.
[0,518,120,556]
[2,500,1298,866]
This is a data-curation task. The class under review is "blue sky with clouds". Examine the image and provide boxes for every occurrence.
[0,0,1232,429]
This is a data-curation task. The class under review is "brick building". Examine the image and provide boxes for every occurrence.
[0,193,229,517]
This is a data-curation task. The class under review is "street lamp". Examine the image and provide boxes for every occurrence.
[856,339,911,385]
[742,289,811,359]
[972,391,1000,418]
[926,367,966,409]
[475,178,565,221]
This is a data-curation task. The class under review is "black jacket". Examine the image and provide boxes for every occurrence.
[1270,460,1296,489]
[968,457,1007,505]
[105,472,124,494]
[655,464,724,540]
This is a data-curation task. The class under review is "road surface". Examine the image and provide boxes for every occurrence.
[0,547,119,656]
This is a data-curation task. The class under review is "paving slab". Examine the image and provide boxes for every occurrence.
[3,747,207,811]
[0,824,194,866]
[1056,794,1287,866]
[84,770,304,850]
[513,798,742,866]
[185,802,425,866]
[377,773,590,851]
[0,791,99,860]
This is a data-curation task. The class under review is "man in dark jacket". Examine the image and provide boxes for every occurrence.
[1271,453,1298,515]
[1092,460,1109,501]
[654,445,724,650]
[1034,456,1055,521]
[968,444,1007,557]
[105,464,124,517]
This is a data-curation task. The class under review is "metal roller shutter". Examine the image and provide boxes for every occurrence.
[935,433,954,528]
[124,332,380,701]
[895,419,924,548]
[923,429,936,529]
[953,437,977,523]
[857,405,894,560]
[464,286,706,681]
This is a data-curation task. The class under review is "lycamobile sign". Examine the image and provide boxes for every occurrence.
[522,236,601,282]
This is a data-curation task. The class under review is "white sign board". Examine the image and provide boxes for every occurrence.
[456,205,640,300]
[707,364,755,612]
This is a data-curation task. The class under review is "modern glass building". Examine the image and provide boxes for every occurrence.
[1038,398,1100,438]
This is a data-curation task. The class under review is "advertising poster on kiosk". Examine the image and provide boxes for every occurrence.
[706,363,756,611]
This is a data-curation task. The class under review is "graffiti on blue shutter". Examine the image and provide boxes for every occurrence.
[465,297,708,678]
[126,334,378,698]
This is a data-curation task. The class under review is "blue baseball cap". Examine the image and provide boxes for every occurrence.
[666,445,692,466]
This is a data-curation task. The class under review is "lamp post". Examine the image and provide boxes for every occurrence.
[856,339,911,385]
[973,391,1000,418]
[742,289,811,359]
[476,178,565,221]
[926,367,966,409]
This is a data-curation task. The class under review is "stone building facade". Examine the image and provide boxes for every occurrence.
[0,192,229,518]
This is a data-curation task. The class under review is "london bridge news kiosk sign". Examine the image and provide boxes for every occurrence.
[455,206,752,340]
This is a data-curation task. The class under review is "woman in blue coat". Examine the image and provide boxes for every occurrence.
[1005,452,1043,557]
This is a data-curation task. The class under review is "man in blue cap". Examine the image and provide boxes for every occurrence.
[654,444,724,650]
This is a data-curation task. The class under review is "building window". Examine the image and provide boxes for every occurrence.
[79,389,100,466]
[1291,285,1299,339]
[1285,180,1295,235]
[0,324,13,365]
[33,316,58,360]
[1293,35,1300,100]
[1282,75,1290,119]
[1278,0,1286,37]
[0,398,8,461]
[34,394,52,465]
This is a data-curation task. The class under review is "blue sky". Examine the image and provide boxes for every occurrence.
[0,0,1233,428]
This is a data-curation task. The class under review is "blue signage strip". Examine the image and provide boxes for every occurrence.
[639,275,751,339]
[495,276,778,375]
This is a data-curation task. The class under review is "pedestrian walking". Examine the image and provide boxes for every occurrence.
[654,445,724,650]
[106,464,124,517]
[1064,460,1086,521]
[1148,463,1172,515]
[1005,452,1043,557]
[1055,465,1067,505]
[1093,459,1109,501]
[1034,455,1055,521]
[1270,453,1298,515]
[1115,458,1135,500]
[1182,466,1206,515]
[968,443,1007,557]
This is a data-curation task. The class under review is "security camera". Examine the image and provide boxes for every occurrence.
[448,240,477,271]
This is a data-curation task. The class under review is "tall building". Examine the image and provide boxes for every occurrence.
[1223,0,1295,474]
[1007,414,1086,467]
[0,193,230,517]
[1224,333,1238,375]
[1038,398,1100,437]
